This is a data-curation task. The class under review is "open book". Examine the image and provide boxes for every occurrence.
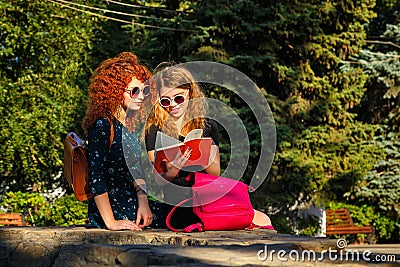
[153,129,213,174]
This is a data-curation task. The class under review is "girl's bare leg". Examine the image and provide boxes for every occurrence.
[252,210,272,226]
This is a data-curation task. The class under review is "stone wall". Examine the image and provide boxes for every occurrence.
[0,226,397,266]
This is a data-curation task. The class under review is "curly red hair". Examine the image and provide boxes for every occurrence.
[82,52,155,133]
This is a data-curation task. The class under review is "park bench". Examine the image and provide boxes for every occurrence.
[326,208,374,242]
[0,213,27,226]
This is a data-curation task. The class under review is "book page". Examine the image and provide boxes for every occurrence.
[184,129,203,142]
[181,137,212,172]
[155,131,181,151]
[153,132,212,175]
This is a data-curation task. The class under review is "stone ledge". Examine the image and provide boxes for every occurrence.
[0,226,398,266]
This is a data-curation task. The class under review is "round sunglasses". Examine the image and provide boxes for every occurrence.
[125,85,150,98]
[159,94,188,108]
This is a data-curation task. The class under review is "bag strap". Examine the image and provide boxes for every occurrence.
[67,133,80,148]
[109,122,114,150]
[165,197,204,232]
[182,222,203,232]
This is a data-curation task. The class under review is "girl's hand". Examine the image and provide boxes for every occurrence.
[106,219,142,231]
[163,147,192,180]
[95,192,141,231]
[136,195,153,228]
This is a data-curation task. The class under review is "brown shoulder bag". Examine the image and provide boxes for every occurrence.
[63,124,114,201]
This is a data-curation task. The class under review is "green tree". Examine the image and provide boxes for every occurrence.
[137,0,393,237]
[355,0,400,129]
[0,0,100,192]
[179,0,383,209]
[128,1,197,65]
[342,0,400,241]
[0,0,182,194]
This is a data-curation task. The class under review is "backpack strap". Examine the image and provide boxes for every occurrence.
[166,197,203,232]
[109,121,114,150]
[182,222,203,232]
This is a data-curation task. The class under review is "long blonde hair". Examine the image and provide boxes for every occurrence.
[145,65,207,138]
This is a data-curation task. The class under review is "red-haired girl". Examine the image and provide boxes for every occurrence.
[82,52,162,230]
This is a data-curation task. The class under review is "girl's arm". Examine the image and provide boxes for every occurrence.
[147,150,191,185]
[88,119,140,230]
[94,192,142,231]
[204,144,221,176]
[133,179,153,228]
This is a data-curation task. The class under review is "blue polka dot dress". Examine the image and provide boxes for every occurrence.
[87,118,163,229]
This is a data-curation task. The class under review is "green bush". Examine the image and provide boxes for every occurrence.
[298,214,321,237]
[0,191,88,226]
[270,215,295,235]
[0,191,47,225]
[327,202,398,243]
[42,194,88,226]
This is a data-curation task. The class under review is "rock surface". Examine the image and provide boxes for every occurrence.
[0,226,398,266]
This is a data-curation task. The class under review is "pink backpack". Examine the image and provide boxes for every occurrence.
[166,172,255,232]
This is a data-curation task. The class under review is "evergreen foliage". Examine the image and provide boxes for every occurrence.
[0,0,398,241]
[344,0,400,241]
[170,0,388,234]
[348,128,400,219]
[137,0,398,241]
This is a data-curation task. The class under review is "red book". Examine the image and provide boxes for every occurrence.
[153,129,213,174]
